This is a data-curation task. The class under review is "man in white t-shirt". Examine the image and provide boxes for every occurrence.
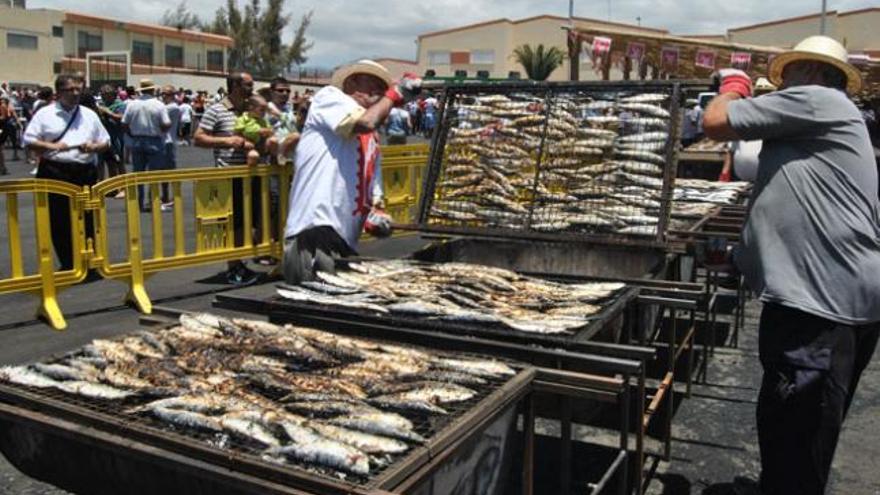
[282,60,421,283]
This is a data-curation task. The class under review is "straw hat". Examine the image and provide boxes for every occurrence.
[753,77,777,93]
[331,59,392,90]
[768,35,862,94]
[138,78,158,92]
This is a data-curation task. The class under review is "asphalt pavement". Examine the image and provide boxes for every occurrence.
[0,144,879,494]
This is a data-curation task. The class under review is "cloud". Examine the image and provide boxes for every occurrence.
[29,0,879,68]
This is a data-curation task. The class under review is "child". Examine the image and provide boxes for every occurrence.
[234,95,277,165]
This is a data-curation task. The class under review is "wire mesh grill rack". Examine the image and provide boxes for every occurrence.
[0,327,524,492]
[417,80,687,247]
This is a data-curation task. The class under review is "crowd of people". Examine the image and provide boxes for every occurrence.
[0,79,315,179]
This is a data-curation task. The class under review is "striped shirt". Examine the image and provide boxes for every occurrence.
[199,98,246,166]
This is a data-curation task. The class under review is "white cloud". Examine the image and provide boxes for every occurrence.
[29,0,879,67]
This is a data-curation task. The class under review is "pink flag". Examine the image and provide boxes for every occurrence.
[695,49,717,69]
[731,52,752,70]
[626,42,646,61]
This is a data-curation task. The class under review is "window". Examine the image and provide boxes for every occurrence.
[52,26,64,38]
[165,44,184,68]
[132,40,153,65]
[7,33,37,50]
[77,31,102,58]
[427,51,450,65]
[471,49,495,65]
[206,50,224,71]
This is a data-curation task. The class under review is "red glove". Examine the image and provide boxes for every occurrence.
[385,73,422,107]
[365,208,393,238]
[718,170,732,182]
[717,68,752,98]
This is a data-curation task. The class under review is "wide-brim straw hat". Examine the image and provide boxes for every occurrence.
[768,35,862,94]
[138,78,158,92]
[754,77,777,93]
[331,60,392,90]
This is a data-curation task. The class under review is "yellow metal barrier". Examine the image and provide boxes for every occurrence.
[0,149,426,330]
[382,143,429,158]
[0,179,90,329]
[90,166,292,316]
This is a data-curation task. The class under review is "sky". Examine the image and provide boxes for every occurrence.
[30,0,880,68]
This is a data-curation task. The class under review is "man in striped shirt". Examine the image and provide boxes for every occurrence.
[194,72,260,286]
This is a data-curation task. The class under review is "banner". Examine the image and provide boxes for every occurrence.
[661,46,680,72]
[695,49,717,70]
[731,52,752,70]
[591,36,612,58]
[626,42,646,61]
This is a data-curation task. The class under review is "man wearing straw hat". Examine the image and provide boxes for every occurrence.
[122,78,171,212]
[282,60,421,283]
[704,36,880,494]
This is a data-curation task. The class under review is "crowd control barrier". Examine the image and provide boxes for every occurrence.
[0,145,430,330]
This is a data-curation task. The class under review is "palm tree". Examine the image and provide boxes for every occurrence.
[511,44,565,81]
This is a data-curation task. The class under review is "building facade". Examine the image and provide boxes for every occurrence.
[727,8,880,58]
[415,9,880,82]
[416,15,668,82]
[0,5,232,87]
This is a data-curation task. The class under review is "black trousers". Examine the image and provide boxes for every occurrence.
[757,303,880,495]
[36,159,98,270]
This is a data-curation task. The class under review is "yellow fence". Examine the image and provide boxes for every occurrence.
[0,145,429,331]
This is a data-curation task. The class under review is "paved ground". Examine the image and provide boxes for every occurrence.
[1,145,879,494]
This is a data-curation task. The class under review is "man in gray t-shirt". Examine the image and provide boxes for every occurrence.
[704,36,880,495]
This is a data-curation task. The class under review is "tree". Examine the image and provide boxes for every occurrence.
[511,44,565,81]
[164,0,313,78]
[160,2,204,31]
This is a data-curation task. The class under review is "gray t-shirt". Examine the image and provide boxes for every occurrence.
[728,85,880,324]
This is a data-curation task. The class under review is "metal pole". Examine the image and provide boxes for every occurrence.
[820,0,827,34]
[569,0,574,19]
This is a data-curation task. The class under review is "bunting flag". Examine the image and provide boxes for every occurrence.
[661,46,680,72]
[626,42,646,62]
[731,52,752,70]
[695,49,717,70]
[591,36,612,58]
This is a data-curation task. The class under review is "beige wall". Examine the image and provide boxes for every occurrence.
[0,6,65,85]
[837,11,880,51]
[728,14,836,48]
[62,21,226,71]
[374,59,419,78]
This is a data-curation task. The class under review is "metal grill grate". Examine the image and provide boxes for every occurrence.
[418,81,686,246]
[0,335,518,489]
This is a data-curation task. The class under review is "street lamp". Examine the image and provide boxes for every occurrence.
[820,0,827,34]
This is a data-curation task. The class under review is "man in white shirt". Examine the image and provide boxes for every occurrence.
[282,60,421,283]
[160,85,181,208]
[178,96,193,145]
[122,79,171,212]
[23,74,110,270]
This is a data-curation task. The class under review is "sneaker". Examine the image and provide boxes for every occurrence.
[114,190,126,199]
[226,264,260,286]
[160,202,174,212]
[29,167,38,176]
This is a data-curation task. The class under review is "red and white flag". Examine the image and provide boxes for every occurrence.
[731,52,752,70]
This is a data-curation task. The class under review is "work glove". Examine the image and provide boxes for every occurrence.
[714,69,752,99]
[365,208,393,238]
[385,73,422,107]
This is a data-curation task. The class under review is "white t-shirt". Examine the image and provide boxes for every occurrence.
[731,140,762,182]
[22,102,110,164]
[284,86,383,249]
[179,102,193,124]
[122,96,170,137]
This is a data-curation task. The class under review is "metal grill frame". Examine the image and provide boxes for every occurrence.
[0,323,538,495]
[417,79,700,248]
